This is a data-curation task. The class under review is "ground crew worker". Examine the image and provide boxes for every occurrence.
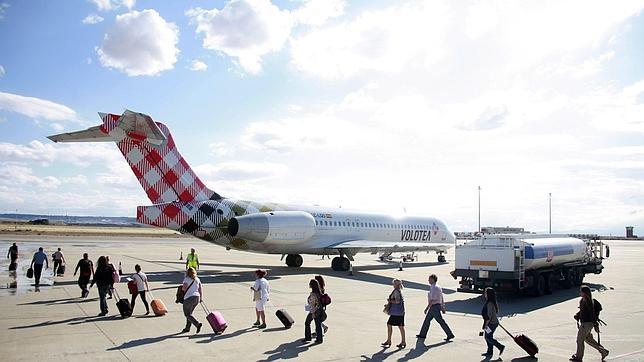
[186,248,199,270]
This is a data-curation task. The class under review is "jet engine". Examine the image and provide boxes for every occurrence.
[228,211,316,244]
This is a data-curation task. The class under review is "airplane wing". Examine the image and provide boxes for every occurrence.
[324,239,451,254]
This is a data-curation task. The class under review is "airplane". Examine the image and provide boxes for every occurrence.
[48,110,456,271]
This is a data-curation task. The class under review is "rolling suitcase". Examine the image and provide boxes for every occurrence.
[499,323,538,357]
[57,264,65,276]
[149,292,168,316]
[113,289,132,318]
[201,302,227,334]
[275,308,294,329]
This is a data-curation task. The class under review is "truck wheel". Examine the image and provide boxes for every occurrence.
[563,270,573,289]
[573,270,584,286]
[533,275,546,297]
[545,273,555,294]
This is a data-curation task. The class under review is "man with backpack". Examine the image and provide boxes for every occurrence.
[570,285,609,361]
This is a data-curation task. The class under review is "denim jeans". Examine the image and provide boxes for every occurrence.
[485,323,504,354]
[183,296,200,330]
[98,285,110,313]
[305,312,323,342]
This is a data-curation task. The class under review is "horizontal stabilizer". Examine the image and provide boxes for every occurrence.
[47,126,112,143]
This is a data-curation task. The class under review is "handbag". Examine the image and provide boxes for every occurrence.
[27,267,33,279]
[176,279,195,304]
[253,290,261,301]
[383,303,391,315]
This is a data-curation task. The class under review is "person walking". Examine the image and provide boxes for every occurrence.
[185,248,199,270]
[181,267,203,334]
[106,256,117,299]
[30,247,49,287]
[130,264,150,315]
[52,248,66,276]
[570,286,609,361]
[74,253,94,298]
[7,242,18,263]
[251,269,269,328]
[315,275,329,334]
[303,279,325,344]
[416,274,455,341]
[481,287,505,357]
[90,256,113,316]
[382,278,406,349]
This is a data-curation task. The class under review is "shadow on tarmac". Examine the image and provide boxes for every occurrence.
[141,260,441,292]
[258,339,315,361]
[445,282,609,316]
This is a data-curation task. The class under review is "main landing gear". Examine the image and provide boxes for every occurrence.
[285,254,303,267]
[437,252,446,263]
[331,256,351,271]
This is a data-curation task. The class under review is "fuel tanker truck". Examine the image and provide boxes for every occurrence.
[452,234,605,296]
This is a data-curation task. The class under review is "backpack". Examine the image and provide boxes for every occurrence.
[593,299,606,325]
[320,293,332,306]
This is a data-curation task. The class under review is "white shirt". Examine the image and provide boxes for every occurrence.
[132,272,147,292]
[183,276,201,299]
[253,278,270,300]
[428,283,444,306]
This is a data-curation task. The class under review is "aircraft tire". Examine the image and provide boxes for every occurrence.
[285,254,294,267]
[339,257,350,271]
[292,254,303,267]
[438,255,446,263]
[331,257,340,271]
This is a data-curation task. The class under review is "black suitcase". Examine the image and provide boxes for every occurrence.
[57,265,65,276]
[26,267,33,278]
[113,289,132,318]
[499,323,538,357]
[275,308,294,328]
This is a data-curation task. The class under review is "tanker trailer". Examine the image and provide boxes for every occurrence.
[452,235,604,296]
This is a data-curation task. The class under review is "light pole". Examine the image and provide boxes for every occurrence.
[549,193,552,234]
[478,186,481,233]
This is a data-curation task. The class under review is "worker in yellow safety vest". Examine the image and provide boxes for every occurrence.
[186,248,199,270]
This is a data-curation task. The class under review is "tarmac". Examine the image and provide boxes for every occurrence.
[1,235,643,361]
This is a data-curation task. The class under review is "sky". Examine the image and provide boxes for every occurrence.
[0,0,643,235]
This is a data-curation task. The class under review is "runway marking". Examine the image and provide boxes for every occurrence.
[605,348,644,360]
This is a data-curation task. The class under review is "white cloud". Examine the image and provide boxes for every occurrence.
[89,0,135,12]
[97,9,179,76]
[0,141,122,167]
[82,13,104,24]
[0,92,77,122]
[0,64,5,78]
[61,175,88,185]
[188,59,208,71]
[290,1,450,78]
[293,0,345,26]
[0,2,9,21]
[187,0,293,74]
[0,163,61,190]
[195,161,287,181]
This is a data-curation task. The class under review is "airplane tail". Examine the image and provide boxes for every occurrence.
[48,110,221,204]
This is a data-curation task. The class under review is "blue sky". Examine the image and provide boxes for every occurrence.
[1,0,643,235]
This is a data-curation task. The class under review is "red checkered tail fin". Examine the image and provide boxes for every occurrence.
[48,110,221,204]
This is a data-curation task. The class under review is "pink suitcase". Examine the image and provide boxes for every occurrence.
[201,302,227,334]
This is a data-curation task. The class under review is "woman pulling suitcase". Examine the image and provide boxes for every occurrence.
[180,267,203,334]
